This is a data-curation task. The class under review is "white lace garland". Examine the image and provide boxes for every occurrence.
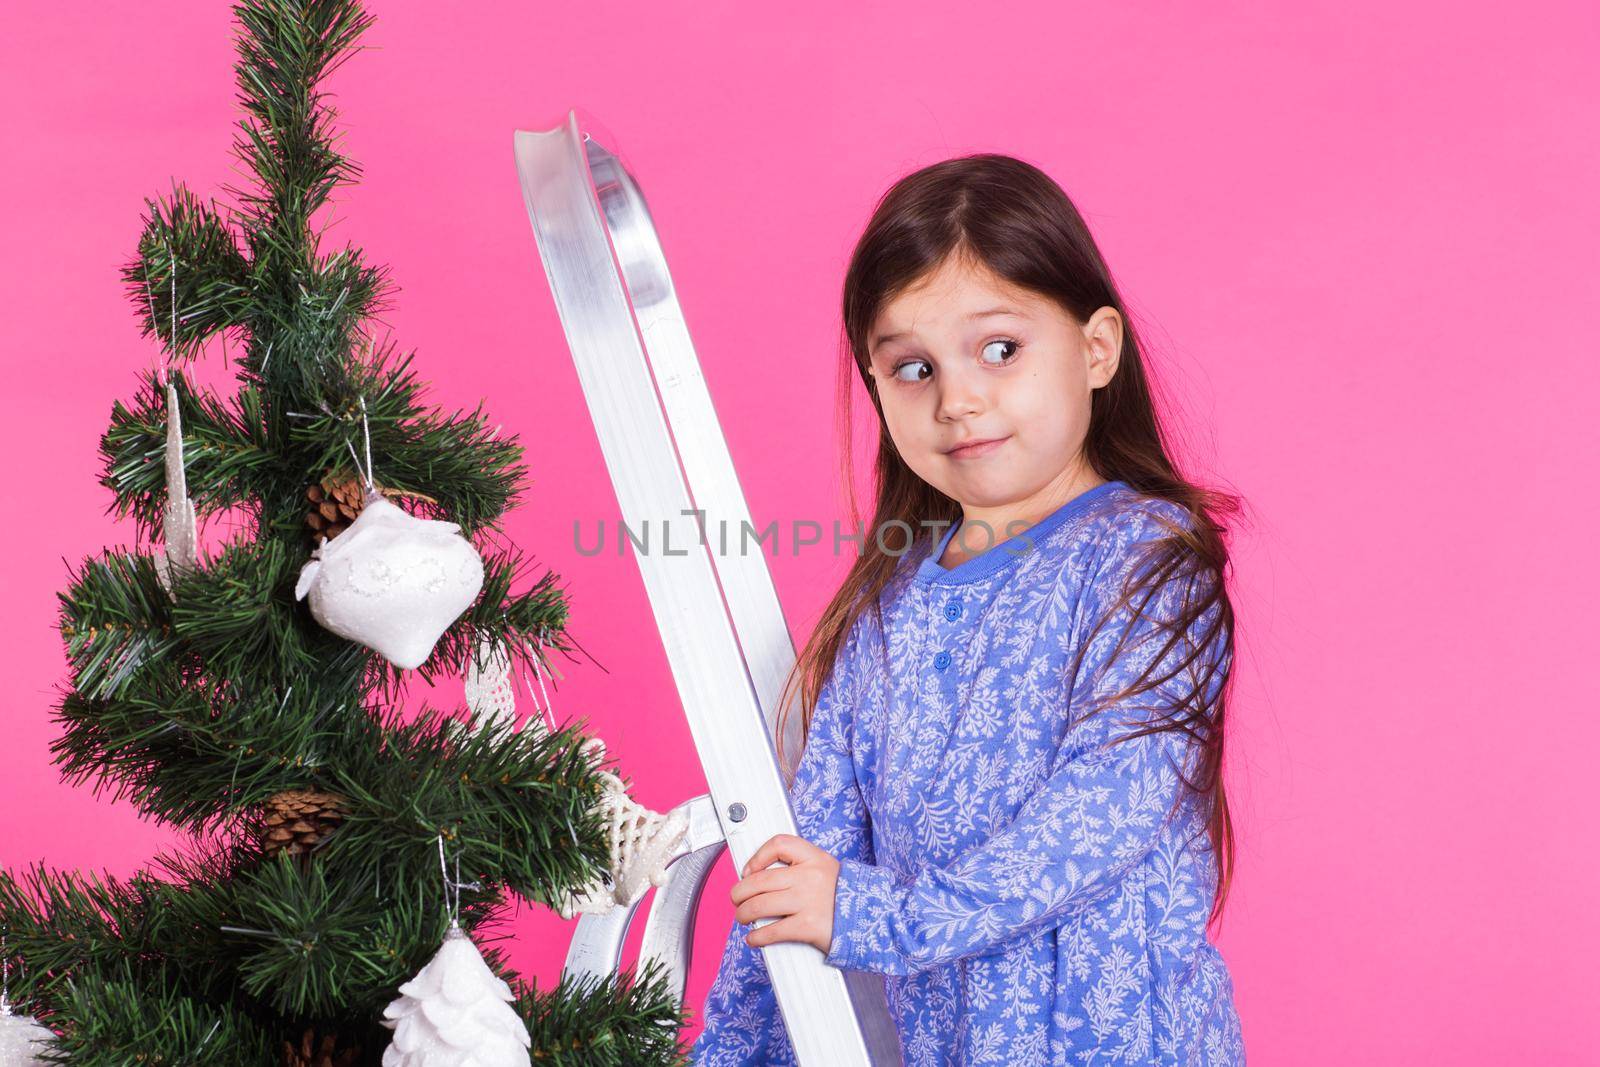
[555,738,689,919]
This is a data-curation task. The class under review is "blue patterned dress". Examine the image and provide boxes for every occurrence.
[691,480,1246,1065]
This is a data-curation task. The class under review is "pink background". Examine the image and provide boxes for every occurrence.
[4,2,1596,1061]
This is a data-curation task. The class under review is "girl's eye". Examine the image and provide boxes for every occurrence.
[981,338,1021,365]
[891,359,932,383]
[886,339,1020,383]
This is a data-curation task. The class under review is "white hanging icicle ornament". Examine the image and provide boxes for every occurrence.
[152,374,201,598]
[555,737,689,920]
[147,248,199,600]
[379,842,531,1067]
[0,937,55,1065]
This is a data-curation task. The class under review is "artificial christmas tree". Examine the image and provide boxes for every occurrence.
[0,1,689,1063]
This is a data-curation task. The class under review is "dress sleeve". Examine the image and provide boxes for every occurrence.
[824,507,1231,977]
[690,615,876,1064]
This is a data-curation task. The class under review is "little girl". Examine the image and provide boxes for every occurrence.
[691,154,1245,1066]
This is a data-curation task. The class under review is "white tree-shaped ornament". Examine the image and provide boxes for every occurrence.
[0,997,53,1065]
[379,921,531,1067]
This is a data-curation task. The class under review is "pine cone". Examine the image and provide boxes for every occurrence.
[281,1024,361,1067]
[261,788,350,857]
[304,471,440,544]
[304,470,371,544]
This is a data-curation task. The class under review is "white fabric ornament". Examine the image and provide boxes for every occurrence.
[556,738,689,919]
[152,375,199,599]
[294,494,485,670]
[379,922,531,1067]
[0,959,54,1067]
[0,993,55,1065]
[463,634,521,737]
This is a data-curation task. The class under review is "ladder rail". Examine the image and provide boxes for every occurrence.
[515,110,902,1065]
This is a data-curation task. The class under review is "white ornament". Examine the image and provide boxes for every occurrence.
[463,635,519,737]
[465,634,561,741]
[294,495,485,670]
[379,922,531,1067]
[556,738,689,919]
[152,375,199,598]
[0,995,55,1065]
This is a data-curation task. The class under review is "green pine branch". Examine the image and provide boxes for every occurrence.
[1,839,689,1065]
[120,183,254,364]
[0,862,188,1004]
[52,538,596,843]
[0,793,667,1054]
[272,340,533,535]
[320,706,614,910]
[228,0,373,252]
[56,548,184,703]
[99,368,275,544]
[517,960,693,1067]
[235,242,392,402]
[172,536,330,684]
[41,958,278,1067]
[56,535,342,714]
[49,665,345,832]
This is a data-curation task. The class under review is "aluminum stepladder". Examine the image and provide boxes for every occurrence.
[513,110,903,1065]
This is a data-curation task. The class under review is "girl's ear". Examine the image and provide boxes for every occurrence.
[1082,306,1124,389]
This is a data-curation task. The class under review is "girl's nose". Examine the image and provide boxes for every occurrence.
[936,372,986,421]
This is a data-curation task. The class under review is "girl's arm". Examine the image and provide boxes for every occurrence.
[825,512,1229,977]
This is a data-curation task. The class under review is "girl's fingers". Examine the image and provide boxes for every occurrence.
[744,913,808,949]
[729,866,793,905]
[741,833,814,877]
[733,886,800,925]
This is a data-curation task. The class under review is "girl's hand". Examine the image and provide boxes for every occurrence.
[730,833,840,955]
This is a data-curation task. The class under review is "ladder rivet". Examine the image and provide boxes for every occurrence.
[727,802,747,822]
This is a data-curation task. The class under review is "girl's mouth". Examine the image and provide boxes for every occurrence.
[946,436,1008,459]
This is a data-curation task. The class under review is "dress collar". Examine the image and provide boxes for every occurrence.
[913,480,1126,587]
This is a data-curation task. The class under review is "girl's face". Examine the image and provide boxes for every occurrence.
[866,252,1123,531]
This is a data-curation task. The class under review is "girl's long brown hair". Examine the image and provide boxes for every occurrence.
[773,153,1243,925]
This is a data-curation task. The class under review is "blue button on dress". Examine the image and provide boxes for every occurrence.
[691,480,1246,1065]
